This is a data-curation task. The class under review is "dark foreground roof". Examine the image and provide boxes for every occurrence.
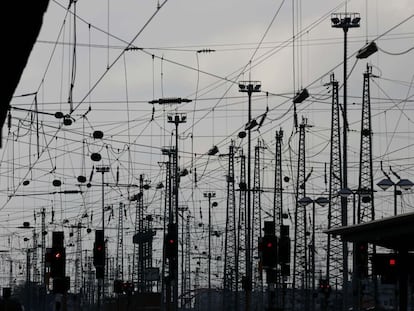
[324,212,414,251]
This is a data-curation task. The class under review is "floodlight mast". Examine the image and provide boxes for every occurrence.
[96,165,110,309]
[331,12,360,311]
[204,191,216,311]
[239,81,261,311]
[150,97,190,311]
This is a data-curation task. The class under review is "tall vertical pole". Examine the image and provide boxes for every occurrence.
[239,81,261,311]
[173,120,180,311]
[293,119,309,311]
[341,25,350,311]
[394,185,397,216]
[331,13,360,310]
[96,165,110,310]
[224,141,237,310]
[252,140,265,310]
[236,151,247,310]
[41,208,46,311]
[311,201,316,311]
[327,73,343,311]
[204,191,216,311]
[209,194,212,310]
[101,168,105,306]
[167,112,187,311]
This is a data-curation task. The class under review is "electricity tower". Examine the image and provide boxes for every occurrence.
[252,139,265,309]
[273,128,284,309]
[236,150,247,309]
[292,118,311,311]
[274,129,283,236]
[358,64,375,224]
[326,73,343,309]
[133,175,155,293]
[223,140,237,310]
[181,214,192,309]
[116,202,124,282]
[75,222,83,294]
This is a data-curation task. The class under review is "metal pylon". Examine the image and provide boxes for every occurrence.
[41,208,46,286]
[116,202,124,281]
[223,140,237,310]
[273,128,284,309]
[32,228,39,283]
[236,150,247,307]
[252,139,265,309]
[133,176,144,289]
[181,214,192,309]
[326,73,343,305]
[358,64,375,224]
[274,129,284,236]
[75,222,83,294]
[292,118,311,311]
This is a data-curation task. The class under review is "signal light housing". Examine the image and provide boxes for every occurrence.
[165,223,178,261]
[51,232,65,278]
[319,279,331,297]
[260,235,278,268]
[355,242,368,278]
[93,230,105,268]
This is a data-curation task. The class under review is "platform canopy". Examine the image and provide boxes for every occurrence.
[324,212,414,251]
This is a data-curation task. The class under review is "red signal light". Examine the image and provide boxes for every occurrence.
[169,239,175,244]
[55,252,62,259]
[389,258,396,266]
[97,245,103,251]
[266,242,273,248]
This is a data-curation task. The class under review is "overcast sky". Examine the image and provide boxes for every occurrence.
[1,0,413,285]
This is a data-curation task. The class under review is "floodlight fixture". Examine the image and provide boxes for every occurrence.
[96,166,110,173]
[161,146,175,155]
[352,17,361,25]
[315,197,329,207]
[298,196,312,207]
[338,187,353,198]
[245,119,258,131]
[167,113,187,125]
[203,192,216,198]
[331,12,360,29]
[293,88,309,103]
[208,145,219,156]
[238,81,262,93]
[356,41,378,59]
[396,179,414,191]
[377,178,394,191]
[331,17,340,25]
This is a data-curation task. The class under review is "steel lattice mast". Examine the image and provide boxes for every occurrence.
[75,222,83,294]
[273,129,284,309]
[32,228,39,283]
[181,214,192,309]
[292,118,310,311]
[161,153,172,307]
[236,150,247,305]
[133,175,154,292]
[252,139,265,308]
[326,73,343,301]
[274,129,284,236]
[116,202,124,281]
[223,140,237,310]
[160,147,177,308]
[41,208,46,286]
[133,175,144,289]
[358,65,375,224]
